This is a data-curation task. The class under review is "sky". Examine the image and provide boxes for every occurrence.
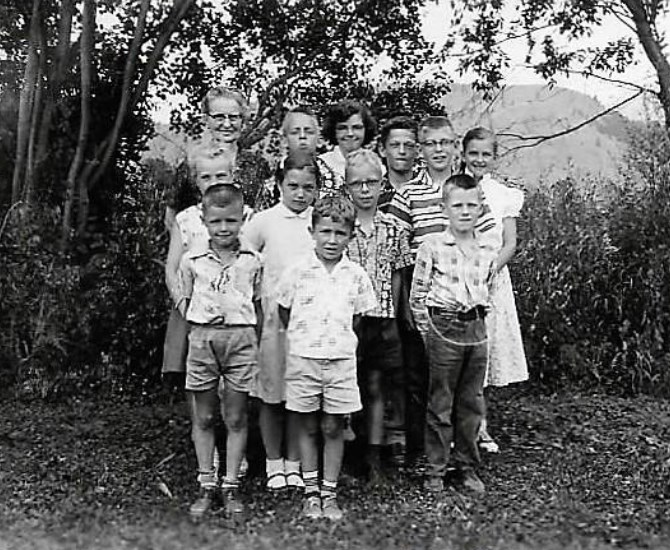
[418,1,666,120]
[151,1,667,122]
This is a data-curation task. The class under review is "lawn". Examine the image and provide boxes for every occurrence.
[1,385,669,550]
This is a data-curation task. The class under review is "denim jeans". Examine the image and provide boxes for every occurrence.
[424,312,488,478]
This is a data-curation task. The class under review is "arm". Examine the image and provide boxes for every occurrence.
[254,299,263,341]
[408,244,433,337]
[495,217,517,272]
[165,222,186,305]
[176,255,193,317]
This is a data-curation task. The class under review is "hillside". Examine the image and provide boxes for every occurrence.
[144,84,632,187]
[444,84,631,187]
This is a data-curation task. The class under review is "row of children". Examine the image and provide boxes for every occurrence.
[163,88,528,522]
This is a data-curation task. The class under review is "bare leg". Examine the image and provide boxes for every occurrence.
[260,402,285,460]
[221,387,248,482]
[321,413,345,483]
[190,388,219,480]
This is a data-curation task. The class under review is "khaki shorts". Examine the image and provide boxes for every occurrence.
[186,325,257,392]
[285,354,362,415]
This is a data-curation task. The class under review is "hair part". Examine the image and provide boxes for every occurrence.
[312,194,356,232]
[345,149,383,182]
[322,100,377,146]
[201,86,250,119]
[379,115,418,146]
[462,126,498,157]
[442,173,482,202]
[202,183,244,212]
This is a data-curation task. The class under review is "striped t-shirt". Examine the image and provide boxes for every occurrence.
[386,169,496,261]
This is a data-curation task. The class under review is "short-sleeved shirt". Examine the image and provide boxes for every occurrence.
[179,243,262,326]
[409,230,497,336]
[387,169,498,261]
[386,169,447,258]
[347,212,413,318]
[242,203,314,298]
[175,204,208,252]
[479,174,524,252]
[276,253,378,359]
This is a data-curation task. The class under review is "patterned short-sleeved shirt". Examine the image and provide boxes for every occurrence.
[347,212,413,318]
[409,230,497,336]
[276,253,378,359]
[178,243,262,326]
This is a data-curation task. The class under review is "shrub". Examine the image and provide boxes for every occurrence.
[514,127,670,395]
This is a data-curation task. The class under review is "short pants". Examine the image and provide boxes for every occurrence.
[185,325,257,392]
[284,354,362,415]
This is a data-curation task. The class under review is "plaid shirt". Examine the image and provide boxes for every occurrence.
[347,212,413,318]
[276,252,377,359]
[178,242,262,326]
[409,230,497,336]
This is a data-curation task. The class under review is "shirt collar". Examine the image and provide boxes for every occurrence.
[354,212,382,234]
[441,228,489,249]
[278,202,312,220]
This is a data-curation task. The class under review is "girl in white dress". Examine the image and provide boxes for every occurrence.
[463,127,529,453]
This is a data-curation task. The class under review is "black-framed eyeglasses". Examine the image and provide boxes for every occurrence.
[347,179,381,190]
[420,138,457,149]
[209,112,243,123]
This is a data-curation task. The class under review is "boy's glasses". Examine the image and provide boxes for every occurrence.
[208,112,243,123]
[347,179,381,190]
[421,138,457,150]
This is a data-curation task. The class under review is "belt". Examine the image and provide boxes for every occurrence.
[428,305,487,321]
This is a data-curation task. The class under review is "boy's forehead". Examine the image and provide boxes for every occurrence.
[385,128,416,144]
[420,125,455,141]
[194,154,233,174]
[445,186,481,203]
[203,202,243,218]
[284,112,318,129]
[315,216,349,230]
[346,161,381,182]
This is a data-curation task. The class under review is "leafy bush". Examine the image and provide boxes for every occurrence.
[514,126,670,395]
[0,161,171,398]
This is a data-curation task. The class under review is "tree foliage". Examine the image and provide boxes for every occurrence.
[450,0,670,133]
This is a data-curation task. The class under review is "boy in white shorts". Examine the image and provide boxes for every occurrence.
[276,195,377,520]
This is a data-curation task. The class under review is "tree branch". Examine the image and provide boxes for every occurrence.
[499,90,643,154]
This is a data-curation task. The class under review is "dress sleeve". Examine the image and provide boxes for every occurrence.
[502,186,524,218]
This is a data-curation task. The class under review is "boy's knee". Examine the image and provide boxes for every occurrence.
[321,415,343,438]
[193,411,217,431]
[225,411,248,433]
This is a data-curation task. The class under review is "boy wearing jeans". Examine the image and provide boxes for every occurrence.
[177,184,262,520]
[409,174,496,494]
[276,195,377,520]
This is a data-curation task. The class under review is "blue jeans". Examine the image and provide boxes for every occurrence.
[424,312,488,478]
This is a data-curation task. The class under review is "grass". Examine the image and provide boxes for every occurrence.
[0,385,669,550]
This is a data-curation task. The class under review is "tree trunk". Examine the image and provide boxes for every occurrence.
[25,17,47,203]
[11,0,41,204]
[81,0,195,193]
[622,0,670,133]
[62,0,95,248]
[35,0,75,178]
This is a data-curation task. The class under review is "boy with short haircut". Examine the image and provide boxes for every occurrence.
[177,183,262,520]
[281,106,340,198]
[409,174,497,494]
[377,116,420,212]
[276,195,377,520]
[345,149,413,481]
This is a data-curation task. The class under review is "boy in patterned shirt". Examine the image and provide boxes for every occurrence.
[177,184,262,521]
[344,150,413,482]
[276,195,377,520]
[409,174,497,495]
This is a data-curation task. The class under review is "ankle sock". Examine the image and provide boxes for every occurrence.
[266,458,285,474]
[197,470,217,488]
[303,470,319,496]
[321,479,337,500]
[220,477,239,492]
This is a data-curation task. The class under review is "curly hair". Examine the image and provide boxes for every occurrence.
[379,115,418,147]
[201,86,250,120]
[321,100,377,147]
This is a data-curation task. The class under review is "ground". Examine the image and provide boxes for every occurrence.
[0,385,669,550]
